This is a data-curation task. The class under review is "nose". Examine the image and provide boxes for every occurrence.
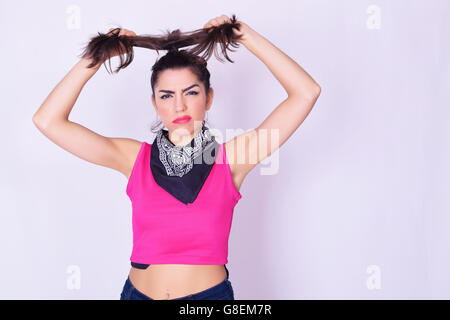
[174,95,187,112]
[175,104,186,112]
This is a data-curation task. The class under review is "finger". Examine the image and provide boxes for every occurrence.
[221,14,231,23]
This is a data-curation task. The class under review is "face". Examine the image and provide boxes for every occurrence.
[152,68,214,146]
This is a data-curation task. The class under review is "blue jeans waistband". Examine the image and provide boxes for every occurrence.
[120,265,233,300]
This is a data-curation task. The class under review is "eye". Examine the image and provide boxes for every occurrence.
[160,91,199,100]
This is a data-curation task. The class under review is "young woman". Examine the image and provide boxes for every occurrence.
[32,14,321,300]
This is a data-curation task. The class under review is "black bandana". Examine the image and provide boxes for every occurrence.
[150,123,219,205]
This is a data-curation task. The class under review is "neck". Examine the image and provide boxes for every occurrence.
[168,126,202,147]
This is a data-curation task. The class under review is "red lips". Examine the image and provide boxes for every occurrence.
[172,115,192,124]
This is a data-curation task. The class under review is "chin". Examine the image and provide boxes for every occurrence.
[170,125,193,135]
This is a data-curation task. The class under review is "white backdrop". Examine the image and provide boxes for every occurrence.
[1,0,449,299]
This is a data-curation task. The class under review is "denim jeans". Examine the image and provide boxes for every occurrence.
[120,265,234,300]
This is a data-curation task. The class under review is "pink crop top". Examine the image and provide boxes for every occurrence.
[126,141,242,265]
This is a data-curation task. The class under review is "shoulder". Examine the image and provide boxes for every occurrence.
[223,140,246,192]
[121,139,145,179]
[224,140,236,171]
[125,139,145,158]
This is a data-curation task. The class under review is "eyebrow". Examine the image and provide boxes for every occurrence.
[158,84,200,94]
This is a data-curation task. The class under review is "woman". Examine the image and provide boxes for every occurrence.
[32,14,321,300]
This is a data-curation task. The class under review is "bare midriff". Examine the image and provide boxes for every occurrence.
[128,264,227,300]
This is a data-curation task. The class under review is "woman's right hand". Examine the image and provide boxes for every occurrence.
[107,28,136,58]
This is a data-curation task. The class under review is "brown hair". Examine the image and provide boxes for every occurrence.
[78,14,243,132]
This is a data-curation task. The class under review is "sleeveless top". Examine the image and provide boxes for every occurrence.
[126,141,242,268]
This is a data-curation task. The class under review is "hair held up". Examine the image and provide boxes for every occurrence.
[79,14,244,74]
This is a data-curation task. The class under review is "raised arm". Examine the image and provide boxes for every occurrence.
[32,30,142,180]
[222,17,321,181]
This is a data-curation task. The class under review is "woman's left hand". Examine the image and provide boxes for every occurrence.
[203,14,252,44]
